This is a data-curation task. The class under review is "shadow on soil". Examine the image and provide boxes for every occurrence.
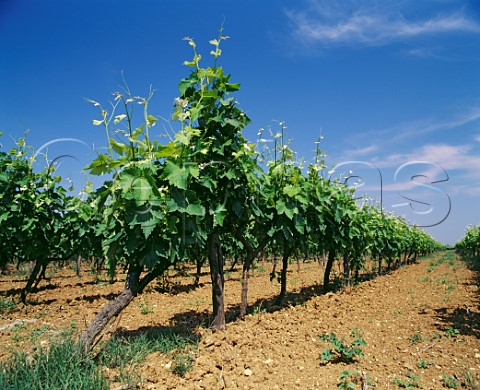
[153,281,204,295]
[69,292,119,303]
[1,282,59,298]
[1,285,119,306]
[433,307,480,339]
[433,254,480,339]
[166,262,411,335]
[167,276,348,334]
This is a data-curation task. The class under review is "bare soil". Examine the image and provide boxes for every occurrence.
[0,252,479,389]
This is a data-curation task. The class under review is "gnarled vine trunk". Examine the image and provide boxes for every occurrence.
[276,243,291,305]
[76,255,82,278]
[79,263,168,355]
[231,229,269,319]
[194,256,205,288]
[343,252,351,287]
[240,266,250,318]
[21,258,48,304]
[79,285,135,355]
[323,250,336,291]
[207,231,225,330]
[238,238,268,318]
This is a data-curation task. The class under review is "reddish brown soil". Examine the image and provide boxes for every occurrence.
[0,252,479,389]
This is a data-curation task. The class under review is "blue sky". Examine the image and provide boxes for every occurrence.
[1,0,479,245]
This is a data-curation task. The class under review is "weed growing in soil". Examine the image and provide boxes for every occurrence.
[98,329,197,369]
[337,369,375,389]
[443,326,460,339]
[1,326,199,389]
[431,331,441,341]
[409,331,425,344]
[392,372,422,388]
[139,300,154,315]
[441,374,459,388]
[459,369,480,389]
[0,298,16,313]
[92,329,198,385]
[251,302,266,315]
[10,321,25,343]
[0,334,108,389]
[445,283,456,293]
[319,329,366,363]
[116,364,142,388]
[437,277,457,293]
[338,369,359,389]
[172,350,194,377]
[427,257,444,272]
[27,324,51,342]
[417,358,430,369]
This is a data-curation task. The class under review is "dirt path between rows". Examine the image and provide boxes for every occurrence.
[0,252,479,389]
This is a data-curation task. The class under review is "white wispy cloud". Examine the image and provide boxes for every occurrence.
[336,136,480,194]
[372,144,480,197]
[286,1,480,47]
[343,144,378,158]
[370,143,480,172]
[335,107,480,174]
[352,106,480,145]
[405,47,450,60]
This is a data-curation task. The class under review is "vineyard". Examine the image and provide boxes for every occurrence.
[0,32,479,389]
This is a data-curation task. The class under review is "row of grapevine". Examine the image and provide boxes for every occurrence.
[455,225,480,258]
[0,31,443,354]
[0,137,103,301]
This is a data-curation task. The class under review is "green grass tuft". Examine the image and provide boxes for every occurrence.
[0,334,108,390]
